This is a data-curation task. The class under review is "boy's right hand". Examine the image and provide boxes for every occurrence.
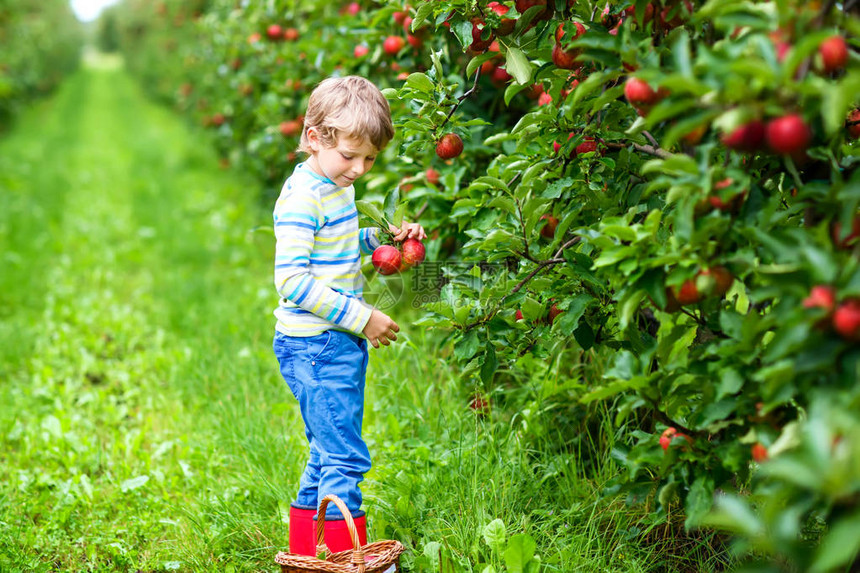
[363,309,400,348]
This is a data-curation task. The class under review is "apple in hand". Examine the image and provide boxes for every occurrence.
[372,245,402,275]
[400,238,426,269]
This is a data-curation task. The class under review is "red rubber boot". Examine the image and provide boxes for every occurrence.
[323,512,367,553]
[289,504,318,556]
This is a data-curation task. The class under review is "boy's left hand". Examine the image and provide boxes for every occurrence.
[388,221,426,242]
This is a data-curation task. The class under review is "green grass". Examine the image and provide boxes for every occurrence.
[0,59,732,572]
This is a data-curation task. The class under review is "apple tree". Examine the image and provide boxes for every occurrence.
[0,0,83,130]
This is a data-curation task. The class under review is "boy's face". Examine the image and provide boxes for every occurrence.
[306,128,379,188]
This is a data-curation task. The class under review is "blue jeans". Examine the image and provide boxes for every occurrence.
[273,329,370,519]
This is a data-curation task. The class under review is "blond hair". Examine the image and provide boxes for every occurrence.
[299,76,394,153]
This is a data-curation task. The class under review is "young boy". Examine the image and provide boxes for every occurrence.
[272,75,425,555]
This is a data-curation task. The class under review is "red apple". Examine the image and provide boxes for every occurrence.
[266,24,283,40]
[425,168,440,185]
[660,427,677,450]
[676,278,701,305]
[436,133,464,159]
[371,245,402,275]
[469,18,494,53]
[284,27,299,41]
[833,299,860,341]
[354,45,369,58]
[707,189,746,213]
[751,443,768,462]
[345,2,360,15]
[847,109,860,139]
[540,214,559,239]
[819,35,848,74]
[547,303,563,324]
[551,42,580,70]
[382,35,405,55]
[538,91,553,106]
[400,238,426,268]
[721,120,765,153]
[702,266,733,297]
[803,285,836,313]
[765,114,812,156]
[831,217,860,249]
[624,77,657,108]
[574,137,601,156]
[556,21,585,44]
[515,0,548,17]
[491,66,512,86]
[488,2,515,35]
[407,34,422,48]
[279,119,302,137]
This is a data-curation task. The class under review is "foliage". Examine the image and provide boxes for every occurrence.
[0,0,84,129]
[107,0,860,570]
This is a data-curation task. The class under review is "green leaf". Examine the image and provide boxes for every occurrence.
[412,2,434,29]
[405,72,436,94]
[619,290,646,330]
[480,344,497,383]
[356,200,386,227]
[503,533,537,573]
[684,476,715,529]
[703,494,765,537]
[504,82,531,106]
[452,20,474,51]
[573,321,595,350]
[482,518,507,553]
[454,329,480,360]
[120,475,150,493]
[811,512,860,572]
[556,294,592,335]
[383,187,400,222]
[468,53,498,77]
[504,46,533,85]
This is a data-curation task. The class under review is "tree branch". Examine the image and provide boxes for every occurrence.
[439,68,481,131]
[606,140,673,159]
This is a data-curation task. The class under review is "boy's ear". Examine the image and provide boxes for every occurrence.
[306,126,321,152]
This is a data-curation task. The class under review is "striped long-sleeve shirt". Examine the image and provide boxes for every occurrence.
[273,163,381,337]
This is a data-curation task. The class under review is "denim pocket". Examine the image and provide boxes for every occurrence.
[307,330,337,365]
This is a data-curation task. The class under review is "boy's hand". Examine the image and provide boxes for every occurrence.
[363,309,400,348]
[388,221,426,242]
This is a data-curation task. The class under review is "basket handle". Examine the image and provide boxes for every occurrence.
[316,494,366,570]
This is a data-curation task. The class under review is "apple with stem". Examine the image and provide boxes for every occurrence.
[436,133,464,159]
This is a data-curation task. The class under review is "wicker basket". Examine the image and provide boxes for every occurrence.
[275,494,404,573]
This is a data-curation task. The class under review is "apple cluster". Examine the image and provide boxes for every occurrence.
[370,237,426,276]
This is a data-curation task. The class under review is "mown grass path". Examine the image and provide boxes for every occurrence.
[0,59,309,571]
